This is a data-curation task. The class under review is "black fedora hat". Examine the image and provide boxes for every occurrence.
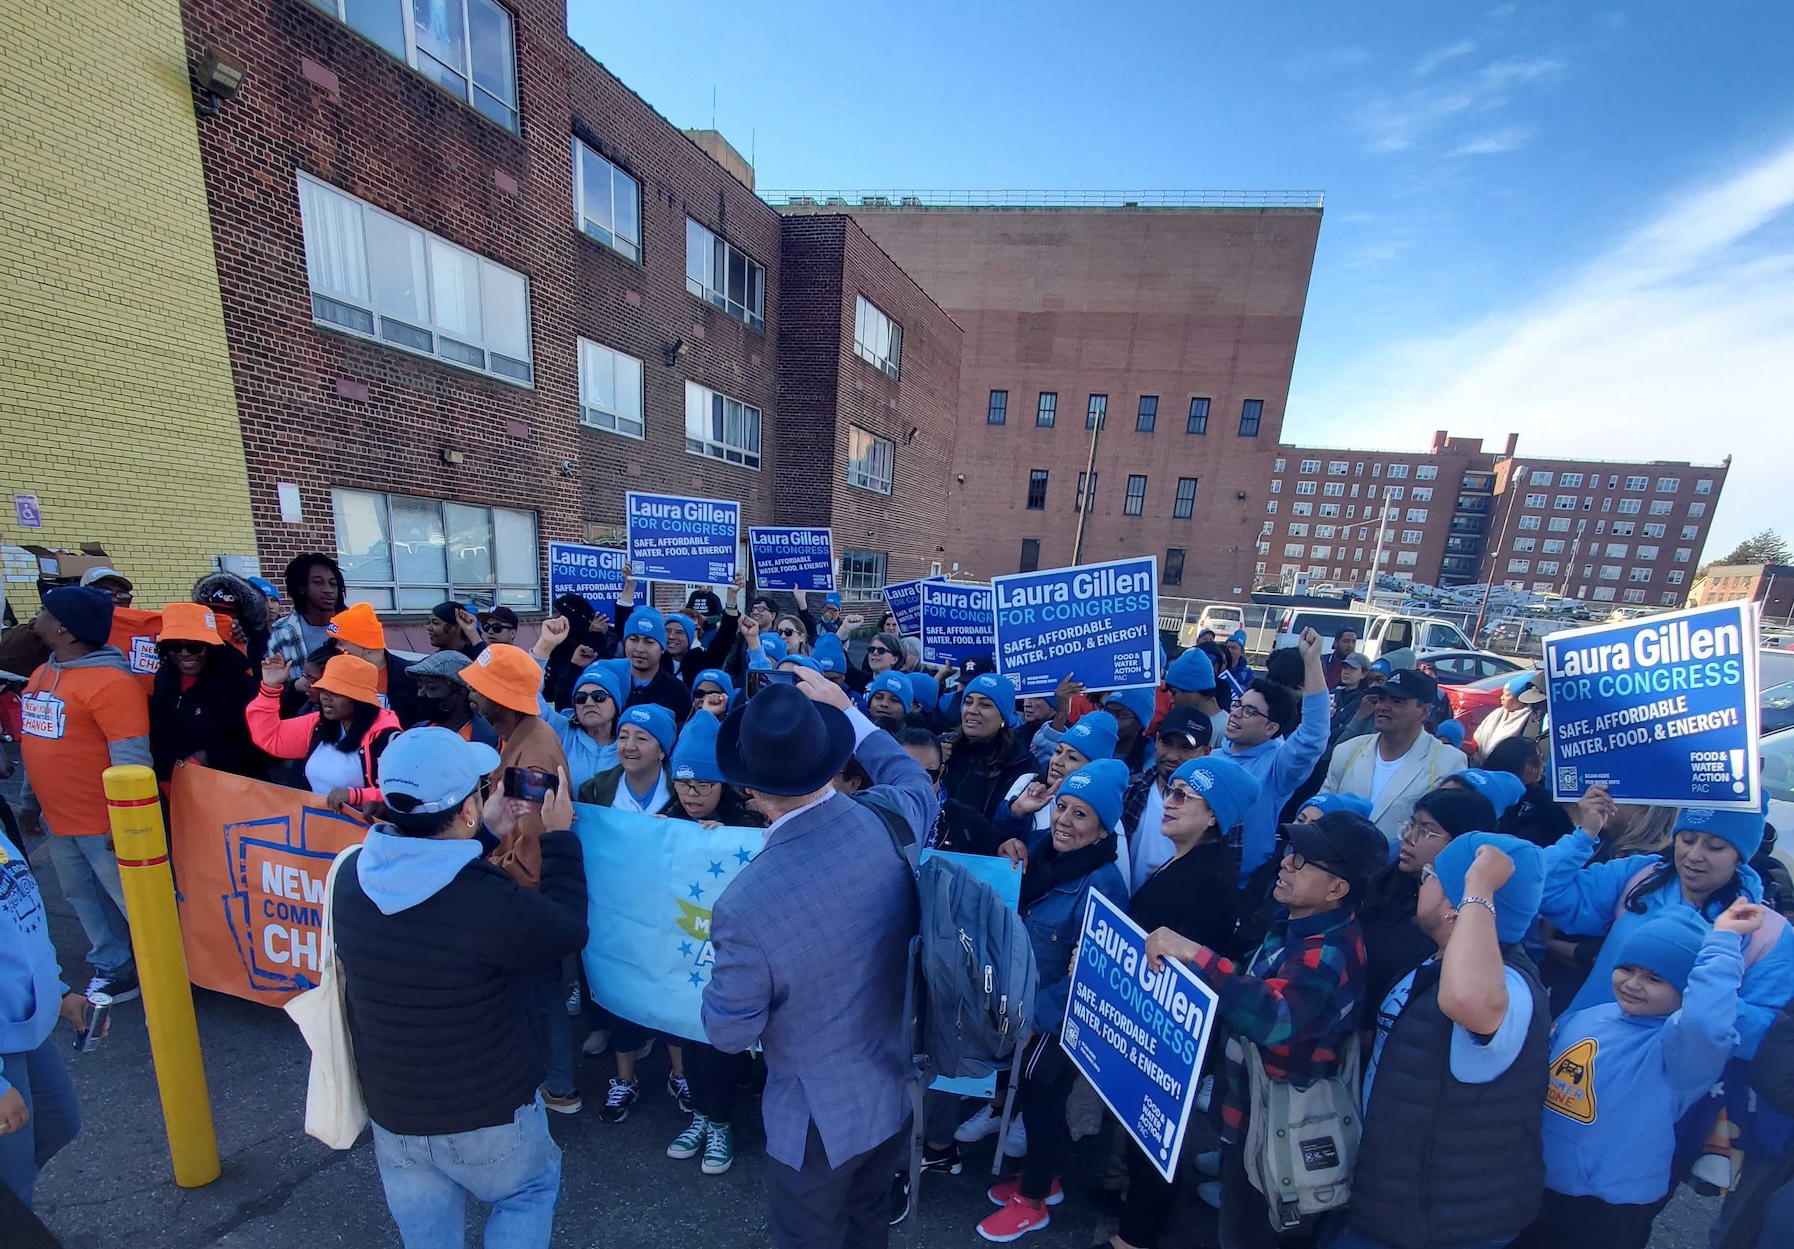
[717,684,857,796]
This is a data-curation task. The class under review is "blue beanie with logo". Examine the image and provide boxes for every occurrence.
[812,633,848,674]
[1105,686,1156,733]
[1432,832,1545,944]
[1677,805,1766,863]
[1447,769,1526,818]
[693,668,736,705]
[572,660,626,709]
[624,606,667,648]
[1613,905,1710,994]
[618,702,676,756]
[760,633,789,661]
[781,655,823,674]
[1171,756,1263,835]
[1058,758,1129,834]
[1166,649,1217,693]
[663,614,691,646]
[1060,710,1119,762]
[1300,792,1374,821]
[671,712,724,783]
[868,671,911,705]
[964,673,1020,727]
[906,671,939,713]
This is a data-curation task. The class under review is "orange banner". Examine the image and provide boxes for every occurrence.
[169,764,367,1006]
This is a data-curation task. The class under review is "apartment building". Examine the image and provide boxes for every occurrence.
[1687,564,1794,620]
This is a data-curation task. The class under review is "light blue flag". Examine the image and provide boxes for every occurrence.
[573,804,761,1043]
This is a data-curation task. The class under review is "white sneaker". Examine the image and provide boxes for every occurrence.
[1195,1149,1221,1178]
[1198,1180,1222,1209]
[955,1105,1003,1144]
[1000,1116,1027,1158]
[581,1029,610,1057]
[1196,1074,1214,1113]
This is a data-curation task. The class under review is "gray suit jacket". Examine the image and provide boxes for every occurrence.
[702,707,939,1169]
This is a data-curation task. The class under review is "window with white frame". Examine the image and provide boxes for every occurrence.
[1643,523,1666,538]
[1593,586,1617,602]
[1273,457,1286,472]
[1623,589,1647,604]
[577,339,644,438]
[305,0,519,130]
[1637,545,1659,560]
[1659,592,1678,605]
[1618,498,1642,514]
[1387,463,1410,479]
[1284,543,1306,558]
[1403,530,1425,544]
[1560,472,1584,488]
[1518,514,1542,531]
[839,549,886,593]
[1696,479,1713,495]
[1288,523,1309,537]
[298,174,533,383]
[685,218,765,329]
[332,488,538,612]
[1315,524,1337,538]
[1525,493,1547,508]
[1537,560,1561,575]
[1311,545,1332,560]
[1296,481,1318,496]
[1412,487,1433,502]
[1319,504,1341,517]
[1605,543,1629,558]
[684,380,761,468]
[1292,502,1313,516]
[1548,517,1572,532]
[1508,559,1531,574]
[1554,495,1577,510]
[1625,475,1648,490]
[853,295,901,378]
[1416,464,1438,480]
[1266,500,1279,514]
[573,140,641,261]
[1667,570,1685,585]
[1530,470,1554,486]
[1406,509,1428,523]
[846,426,894,494]
[1328,460,1349,475]
[1299,460,1321,474]
[1514,537,1536,552]
[1612,521,1635,536]
[1599,565,1622,580]
[1681,525,1699,539]
[1396,550,1418,566]
[1629,567,1652,582]
[1675,548,1692,563]
[1323,482,1345,497]
[1688,502,1706,517]
[1270,479,1283,493]
[1542,539,1565,554]
[1656,477,1681,493]
[1650,500,1674,516]
[1385,486,1405,501]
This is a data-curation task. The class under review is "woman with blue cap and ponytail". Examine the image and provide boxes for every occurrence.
[976,759,1130,1244]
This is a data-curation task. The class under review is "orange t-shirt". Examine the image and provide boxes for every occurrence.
[20,662,151,837]
[109,607,164,696]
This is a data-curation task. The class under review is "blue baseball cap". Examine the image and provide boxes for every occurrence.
[248,576,282,603]
[376,727,501,814]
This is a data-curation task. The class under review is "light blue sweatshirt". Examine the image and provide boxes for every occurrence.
[1221,688,1331,882]
[0,833,69,1092]
[534,658,619,792]
[355,828,483,915]
[1542,930,1744,1204]
[1540,830,1793,1056]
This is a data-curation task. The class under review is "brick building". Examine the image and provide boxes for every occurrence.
[777,195,1325,595]
[1685,564,1793,619]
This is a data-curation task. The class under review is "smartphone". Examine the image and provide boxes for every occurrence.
[746,669,798,698]
[503,766,559,803]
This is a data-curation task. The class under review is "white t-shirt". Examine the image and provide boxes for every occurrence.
[1368,749,1405,806]
[304,742,365,796]
[611,771,670,815]
[1130,781,1172,894]
[1363,962,1536,1107]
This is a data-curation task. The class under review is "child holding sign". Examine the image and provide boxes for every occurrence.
[1517,902,1759,1249]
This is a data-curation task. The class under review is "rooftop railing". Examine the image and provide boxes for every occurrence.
[759,189,1325,210]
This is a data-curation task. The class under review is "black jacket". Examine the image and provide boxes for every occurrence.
[1498,782,1574,847]
[384,653,422,728]
[1128,838,1238,957]
[148,647,267,780]
[1354,866,1436,1024]
[942,731,1036,822]
[333,828,588,1137]
[1719,1004,1794,1248]
[615,605,741,689]
[622,667,693,723]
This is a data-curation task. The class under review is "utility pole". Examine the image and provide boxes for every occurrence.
[1366,493,1393,602]
[1475,463,1525,640]
[1071,404,1103,565]
[1561,519,1585,599]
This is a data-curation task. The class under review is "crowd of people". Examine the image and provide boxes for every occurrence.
[1,554,1791,1249]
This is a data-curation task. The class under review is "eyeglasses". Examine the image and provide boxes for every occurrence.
[572,690,611,705]
[1286,851,1342,878]
[1399,817,1447,843]
[1420,863,1438,886]
[1230,703,1269,722]
[162,641,209,655]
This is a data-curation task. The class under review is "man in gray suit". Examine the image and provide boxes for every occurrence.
[703,669,938,1249]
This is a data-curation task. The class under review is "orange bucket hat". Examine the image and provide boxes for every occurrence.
[461,642,543,714]
[328,601,386,650]
[158,602,227,646]
[311,654,383,705]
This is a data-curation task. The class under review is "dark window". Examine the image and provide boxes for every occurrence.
[986,390,1007,425]
[1075,471,1099,512]
[1019,539,1040,573]
[1025,468,1048,510]
[1085,394,1107,430]
[1187,397,1210,435]
[1124,475,1147,516]
[1036,392,1057,427]
[1164,547,1186,587]
[1135,395,1157,432]
[1173,477,1198,519]
[1239,399,1263,437]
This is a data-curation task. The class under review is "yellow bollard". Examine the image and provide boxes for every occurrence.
[102,765,221,1188]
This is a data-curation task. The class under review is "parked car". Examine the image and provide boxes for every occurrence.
[1356,613,1475,660]
[1444,665,1543,737]
[1414,648,1526,686]
[1762,647,1794,735]
[1269,609,1371,653]
[1195,603,1246,639]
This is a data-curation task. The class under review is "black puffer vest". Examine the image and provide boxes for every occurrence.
[1350,946,1550,1248]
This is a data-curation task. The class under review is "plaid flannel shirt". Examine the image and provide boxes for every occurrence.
[267,611,311,670]
[1187,905,1365,1143]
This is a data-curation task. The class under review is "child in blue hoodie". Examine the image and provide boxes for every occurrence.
[1,831,98,1206]
[1520,900,1760,1249]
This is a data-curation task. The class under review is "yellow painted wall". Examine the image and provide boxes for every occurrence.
[0,0,255,618]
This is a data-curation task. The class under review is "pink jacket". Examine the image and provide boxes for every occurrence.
[245,685,401,805]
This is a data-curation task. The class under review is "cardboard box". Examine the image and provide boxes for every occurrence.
[22,543,113,583]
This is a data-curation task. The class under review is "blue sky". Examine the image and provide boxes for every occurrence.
[569,1,1794,561]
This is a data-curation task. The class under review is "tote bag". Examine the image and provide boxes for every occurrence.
[283,845,367,1149]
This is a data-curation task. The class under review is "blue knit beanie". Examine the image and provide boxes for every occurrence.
[597,657,634,691]
[1171,756,1263,836]
[906,671,939,713]
[761,633,789,661]
[693,668,736,705]
[1432,832,1545,944]
[43,585,114,648]
[1165,649,1217,693]
[1613,905,1710,994]
[1300,793,1373,821]
[618,702,676,756]
[670,712,724,783]
[1436,720,1466,749]
[572,661,626,709]
[1058,758,1129,835]
[1447,768,1525,818]
[662,614,691,645]
[1228,630,1248,647]
[781,655,823,674]
[1104,686,1156,733]
[868,671,911,705]
[1060,710,1119,762]
[964,673,1021,727]
[624,606,667,648]
[825,592,842,608]
[812,633,848,674]
[1677,805,1766,863]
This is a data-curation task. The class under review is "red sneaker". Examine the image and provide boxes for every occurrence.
[986,1175,1064,1207]
[976,1193,1053,1242]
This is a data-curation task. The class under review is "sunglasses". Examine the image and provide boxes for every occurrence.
[572,690,611,705]
[867,645,894,656]
[481,623,513,635]
[162,641,209,655]
[1163,782,1202,808]
[777,626,801,637]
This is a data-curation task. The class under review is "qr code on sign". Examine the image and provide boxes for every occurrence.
[1560,766,1578,791]
[1063,1020,1080,1052]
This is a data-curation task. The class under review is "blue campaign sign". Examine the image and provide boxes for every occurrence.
[625,491,740,584]
[546,542,644,614]
[1544,602,1761,809]
[923,850,1023,1099]
[748,526,835,592]
[1062,889,1216,1183]
[883,575,943,637]
[919,581,996,667]
[992,556,1160,697]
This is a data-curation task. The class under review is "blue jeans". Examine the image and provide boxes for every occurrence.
[372,1097,561,1249]
[43,834,133,977]
[534,969,574,1098]
[0,1037,82,1207]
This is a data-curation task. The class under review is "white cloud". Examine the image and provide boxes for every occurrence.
[1448,124,1536,156]
[1290,138,1794,560]
[1356,54,1565,153]
[1415,39,1478,78]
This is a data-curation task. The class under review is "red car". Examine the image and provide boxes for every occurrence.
[1445,665,1541,738]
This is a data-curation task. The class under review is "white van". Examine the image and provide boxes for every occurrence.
[1359,614,1474,660]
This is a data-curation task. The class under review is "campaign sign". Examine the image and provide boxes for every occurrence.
[1062,890,1216,1183]
[748,526,835,592]
[547,542,641,614]
[883,576,942,637]
[919,581,997,667]
[1544,602,1761,808]
[992,556,1160,696]
[626,491,739,584]
[923,850,1023,1099]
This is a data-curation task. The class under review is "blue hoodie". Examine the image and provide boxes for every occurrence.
[0,833,66,1093]
[1220,688,1332,883]
[535,657,621,790]
[1541,929,1745,1203]
[1541,829,1794,1056]
[354,827,483,915]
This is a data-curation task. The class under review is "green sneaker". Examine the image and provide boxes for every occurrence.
[702,1121,735,1175]
[667,1114,708,1160]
